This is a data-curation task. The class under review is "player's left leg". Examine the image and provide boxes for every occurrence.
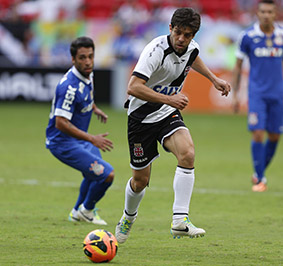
[69,178,91,222]
[264,98,283,170]
[50,141,114,223]
[253,98,283,191]
[164,129,205,238]
[77,142,114,225]
[248,96,268,191]
[264,133,280,169]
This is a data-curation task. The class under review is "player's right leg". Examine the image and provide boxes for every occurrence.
[115,167,149,244]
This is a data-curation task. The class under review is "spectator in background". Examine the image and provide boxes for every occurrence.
[232,0,283,192]
[114,0,150,29]
[46,37,114,224]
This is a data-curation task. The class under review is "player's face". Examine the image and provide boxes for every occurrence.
[72,47,94,78]
[169,25,195,54]
[257,3,276,28]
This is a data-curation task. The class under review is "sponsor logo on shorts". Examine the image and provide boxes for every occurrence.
[133,157,148,163]
[248,112,258,126]
[133,143,144,157]
[89,161,105,175]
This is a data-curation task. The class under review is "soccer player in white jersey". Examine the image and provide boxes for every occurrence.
[115,8,231,243]
[232,0,283,192]
[46,37,114,225]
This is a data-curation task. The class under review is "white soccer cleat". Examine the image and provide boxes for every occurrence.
[171,217,205,239]
[115,214,136,244]
[78,205,107,225]
[68,210,80,222]
[93,208,107,225]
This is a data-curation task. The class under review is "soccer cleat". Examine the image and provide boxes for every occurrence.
[171,217,206,239]
[252,173,267,185]
[93,208,107,225]
[78,206,107,225]
[68,210,80,222]
[115,214,136,244]
[252,182,267,192]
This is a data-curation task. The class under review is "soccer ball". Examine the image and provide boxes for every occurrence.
[83,229,118,263]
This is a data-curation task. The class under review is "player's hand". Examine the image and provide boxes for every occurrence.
[213,77,231,97]
[93,106,108,123]
[90,133,113,152]
[168,93,189,110]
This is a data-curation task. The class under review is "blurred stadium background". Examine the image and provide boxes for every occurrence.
[0,0,282,112]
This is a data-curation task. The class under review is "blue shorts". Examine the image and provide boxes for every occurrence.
[48,140,114,182]
[248,94,283,133]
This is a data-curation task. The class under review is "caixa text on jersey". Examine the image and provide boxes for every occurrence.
[153,85,181,95]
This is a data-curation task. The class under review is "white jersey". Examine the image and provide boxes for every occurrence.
[127,35,199,123]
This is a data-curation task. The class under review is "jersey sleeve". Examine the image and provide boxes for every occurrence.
[235,31,249,59]
[54,81,79,121]
[132,40,163,81]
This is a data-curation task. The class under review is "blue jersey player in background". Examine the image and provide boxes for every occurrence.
[46,37,114,224]
[232,0,283,192]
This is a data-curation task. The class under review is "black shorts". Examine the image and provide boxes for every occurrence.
[128,110,187,169]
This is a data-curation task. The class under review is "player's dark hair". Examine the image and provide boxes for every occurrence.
[70,36,95,57]
[171,8,201,35]
[258,0,275,4]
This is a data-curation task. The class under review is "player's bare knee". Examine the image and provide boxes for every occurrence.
[105,171,114,183]
[268,133,280,142]
[131,177,148,192]
[178,147,195,167]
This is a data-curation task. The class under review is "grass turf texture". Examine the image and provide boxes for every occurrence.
[0,102,282,265]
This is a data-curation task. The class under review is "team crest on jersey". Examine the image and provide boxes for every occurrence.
[265,38,273,47]
[89,161,104,175]
[133,143,144,157]
[184,66,191,76]
[248,112,258,126]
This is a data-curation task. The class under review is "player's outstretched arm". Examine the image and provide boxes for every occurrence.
[55,116,113,152]
[192,56,231,97]
[93,103,108,123]
[128,75,188,110]
[231,58,243,113]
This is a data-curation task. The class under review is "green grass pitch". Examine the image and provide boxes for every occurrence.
[0,102,282,265]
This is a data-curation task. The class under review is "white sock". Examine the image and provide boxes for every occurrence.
[124,177,145,221]
[172,166,195,224]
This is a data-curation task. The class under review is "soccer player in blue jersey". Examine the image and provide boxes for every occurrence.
[46,37,114,224]
[232,0,283,192]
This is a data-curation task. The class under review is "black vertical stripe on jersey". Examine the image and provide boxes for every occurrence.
[129,102,164,121]
[161,46,174,66]
[169,48,199,87]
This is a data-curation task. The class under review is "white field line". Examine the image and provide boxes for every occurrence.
[1,178,283,196]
